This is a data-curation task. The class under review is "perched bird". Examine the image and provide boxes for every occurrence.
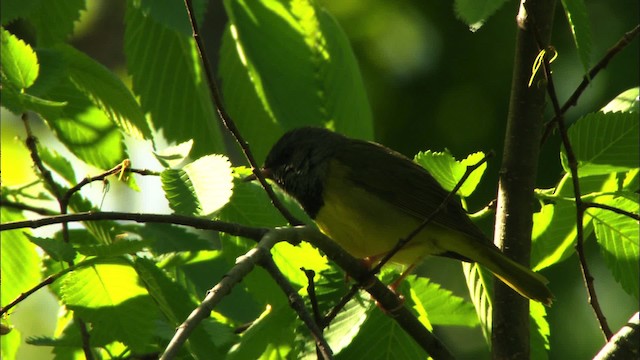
[253,127,553,305]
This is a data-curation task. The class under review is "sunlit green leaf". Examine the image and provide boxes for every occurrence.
[414,150,487,197]
[462,262,493,342]
[530,301,550,360]
[26,234,76,263]
[60,261,158,352]
[161,168,201,216]
[589,196,639,299]
[224,0,373,140]
[1,28,39,89]
[562,112,638,176]
[182,155,234,216]
[407,275,479,327]
[601,87,639,114]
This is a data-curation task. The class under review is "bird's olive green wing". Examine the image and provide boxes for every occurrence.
[336,139,488,242]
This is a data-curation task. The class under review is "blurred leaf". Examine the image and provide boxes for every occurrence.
[224,0,373,140]
[414,150,487,197]
[0,209,41,311]
[462,262,493,342]
[60,261,158,352]
[128,223,215,254]
[560,0,592,72]
[530,301,550,360]
[0,84,67,117]
[601,87,639,114]
[407,275,479,327]
[183,155,234,216]
[562,112,639,176]
[454,0,509,31]
[134,257,224,359]
[1,0,41,24]
[36,145,76,185]
[1,28,39,89]
[69,196,123,245]
[26,234,77,262]
[137,0,207,35]
[76,238,150,257]
[57,44,150,139]
[227,305,297,360]
[590,196,639,299]
[1,327,20,360]
[30,0,85,46]
[124,3,224,158]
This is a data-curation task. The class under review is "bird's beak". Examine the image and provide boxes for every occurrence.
[243,167,271,182]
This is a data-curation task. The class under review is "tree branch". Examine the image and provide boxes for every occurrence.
[593,312,640,360]
[493,0,556,358]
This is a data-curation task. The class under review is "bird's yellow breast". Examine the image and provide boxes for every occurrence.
[314,161,459,265]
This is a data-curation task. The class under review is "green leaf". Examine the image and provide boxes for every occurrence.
[1,28,39,89]
[224,0,373,140]
[0,209,41,312]
[219,27,283,163]
[182,155,234,216]
[462,262,493,342]
[124,3,224,158]
[601,87,639,114]
[407,275,479,327]
[26,234,77,263]
[560,0,592,72]
[562,111,639,176]
[56,44,150,139]
[1,0,41,25]
[134,258,224,359]
[454,0,509,31]
[1,327,21,360]
[29,0,85,46]
[161,168,201,216]
[337,306,427,359]
[530,302,550,360]
[589,196,639,299]
[414,150,487,197]
[60,261,158,352]
[321,297,370,355]
[0,84,67,116]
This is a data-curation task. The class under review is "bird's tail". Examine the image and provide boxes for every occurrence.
[477,244,554,306]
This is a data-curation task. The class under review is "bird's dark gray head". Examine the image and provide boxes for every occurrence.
[263,127,345,217]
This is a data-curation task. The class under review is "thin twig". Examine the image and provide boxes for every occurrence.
[261,261,332,359]
[584,202,640,221]
[0,199,58,216]
[541,24,640,143]
[536,36,613,340]
[181,0,301,226]
[302,268,323,326]
[21,114,94,359]
[61,160,159,210]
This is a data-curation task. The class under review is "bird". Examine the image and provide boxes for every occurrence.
[252,126,553,305]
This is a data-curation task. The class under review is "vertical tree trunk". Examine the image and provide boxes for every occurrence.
[493,0,556,358]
